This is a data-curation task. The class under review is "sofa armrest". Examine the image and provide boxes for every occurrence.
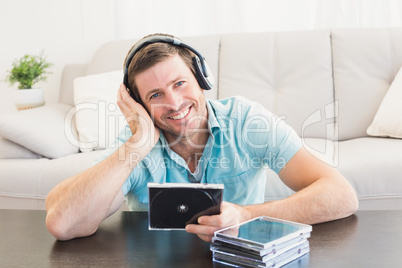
[59,64,89,106]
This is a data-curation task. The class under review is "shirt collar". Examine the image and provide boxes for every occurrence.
[206,99,221,133]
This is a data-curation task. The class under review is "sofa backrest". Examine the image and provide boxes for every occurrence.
[218,30,334,140]
[59,28,402,141]
[332,28,402,140]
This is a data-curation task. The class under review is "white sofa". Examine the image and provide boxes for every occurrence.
[1,28,402,210]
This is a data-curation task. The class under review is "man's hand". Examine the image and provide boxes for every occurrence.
[117,84,160,147]
[185,202,251,242]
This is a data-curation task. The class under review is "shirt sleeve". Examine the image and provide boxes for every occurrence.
[238,97,302,174]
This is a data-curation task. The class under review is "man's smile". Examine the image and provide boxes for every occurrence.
[168,106,192,120]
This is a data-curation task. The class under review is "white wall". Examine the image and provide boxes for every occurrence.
[0,0,114,114]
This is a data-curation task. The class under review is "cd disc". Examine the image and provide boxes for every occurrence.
[149,187,220,229]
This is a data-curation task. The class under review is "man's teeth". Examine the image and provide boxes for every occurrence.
[170,108,190,120]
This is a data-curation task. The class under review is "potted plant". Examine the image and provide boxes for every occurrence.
[6,52,53,110]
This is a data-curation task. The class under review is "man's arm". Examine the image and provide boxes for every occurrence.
[46,85,159,241]
[46,140,139,241]
[246,147,359,223]
[186,147,359,242]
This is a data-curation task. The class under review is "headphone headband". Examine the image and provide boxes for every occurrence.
[124,36,180,74]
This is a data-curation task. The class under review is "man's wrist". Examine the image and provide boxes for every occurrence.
[237,203,253,223]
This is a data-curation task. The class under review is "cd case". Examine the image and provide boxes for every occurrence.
[212,241,310,268]
[214,216,312,251]
[211,232,310,258]
[211,216,311,267]
[148,183,224,230]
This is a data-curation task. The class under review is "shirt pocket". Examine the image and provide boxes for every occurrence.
[207,170,252,204]
[209,170,251,184]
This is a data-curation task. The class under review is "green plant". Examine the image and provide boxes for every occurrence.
[6,52,53,89]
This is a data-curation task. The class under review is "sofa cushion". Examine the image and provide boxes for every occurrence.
[73,70,124,152]
[367,65,402,138]
[336,137,402,209]
[0,151,103,209]
[0,158,50,209]
[0,137,42,159]
[38,150,104,198]
[265,137,402,210]
[0,104,79,158]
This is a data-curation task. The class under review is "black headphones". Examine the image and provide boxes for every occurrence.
[123,35,215,103]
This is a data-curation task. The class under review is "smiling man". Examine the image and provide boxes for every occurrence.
[45,34,358,242]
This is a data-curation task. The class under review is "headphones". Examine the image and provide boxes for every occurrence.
[123,35,215,103]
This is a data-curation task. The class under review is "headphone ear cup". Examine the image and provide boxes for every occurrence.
[123,73,141,103]
[192,57,208,90]
[192,56,214,90]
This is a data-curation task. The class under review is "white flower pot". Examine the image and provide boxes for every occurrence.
[14,88,45,110]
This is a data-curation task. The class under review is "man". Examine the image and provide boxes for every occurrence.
[46,34,358,242]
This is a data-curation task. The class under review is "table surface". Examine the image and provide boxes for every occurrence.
[1,210,402,268]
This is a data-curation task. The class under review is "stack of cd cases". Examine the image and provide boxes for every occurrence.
[211,216,312,267]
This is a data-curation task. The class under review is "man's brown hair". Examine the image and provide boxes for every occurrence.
[124,34,195,104]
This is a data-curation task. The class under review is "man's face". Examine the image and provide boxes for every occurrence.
[135,54,208,141]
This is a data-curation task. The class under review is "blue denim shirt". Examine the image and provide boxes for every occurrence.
[94,96,302,210]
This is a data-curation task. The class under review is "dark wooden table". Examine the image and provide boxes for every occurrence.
[1,210,402,267]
